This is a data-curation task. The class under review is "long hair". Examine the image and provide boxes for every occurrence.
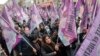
[42,34,55,51]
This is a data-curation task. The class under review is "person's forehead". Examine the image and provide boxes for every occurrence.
[46,36,50,39]
[25,27,29,30]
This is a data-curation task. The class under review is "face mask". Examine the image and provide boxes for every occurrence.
[45,26,50,34]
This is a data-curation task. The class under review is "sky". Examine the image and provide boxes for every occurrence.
[0,0,8,5]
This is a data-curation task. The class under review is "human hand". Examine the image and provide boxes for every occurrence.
[19,52,22,56]
[32,48,37,55]
[53,51,57,55]
[55,44,59,51]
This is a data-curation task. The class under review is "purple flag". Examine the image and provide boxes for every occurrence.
[39,7,48,21]
[75,6,100,56]
[47,5,59,23]
[47,2,59,24]
[80,5,88,29]
[2,6,15,29]
[0,6,21,53]
[90,0,98,26]
[0,15,21,53]
[12,0,29,24]
[85,0,97,29]
[12,0,22,16]
[30,4,43,33]
[75,0,84,9]
[75,0,88,30]
[76,0,97,29]
[58,0,77,46]
[13,34,22,48]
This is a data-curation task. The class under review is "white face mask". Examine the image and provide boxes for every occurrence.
[45,26,50,33]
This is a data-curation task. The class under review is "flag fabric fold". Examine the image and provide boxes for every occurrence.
[29,4,43,33]
[0,6,22,53]
[58,0,77,46]
[12,0,29,24]
[76,5,100,56]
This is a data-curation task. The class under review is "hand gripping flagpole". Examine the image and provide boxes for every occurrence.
[1,16,37,55]
[21,33,37,55]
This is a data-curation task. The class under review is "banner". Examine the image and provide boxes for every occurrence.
[75,6,100,56]
[58,0,77,46]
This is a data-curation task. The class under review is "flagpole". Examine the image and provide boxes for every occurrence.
[2,5,37,54]
[1,16,37,55]
[22,34,37,55]
[91,0,98,24]
[0,16,17,33]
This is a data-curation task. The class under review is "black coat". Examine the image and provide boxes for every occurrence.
[18,34,36,56]
[41,44,56,56]
[41,42,61,56]
[79,32,86,43]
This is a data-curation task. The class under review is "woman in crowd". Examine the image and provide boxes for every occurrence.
[39,23,47,37]
[41,35,60,56]
[17,26,37,56]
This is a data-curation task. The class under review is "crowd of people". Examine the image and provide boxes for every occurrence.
[0,0,91,55]
[0,14,88,56]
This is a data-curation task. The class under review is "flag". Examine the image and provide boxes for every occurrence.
[76,0,97,30]
[0,15,22,53]
[39,7,48,21]
[90,0,98,26]
[2,6,15,29]
[80,5,88,29]
[47,2,59,24]
[30,4,43,33]
[75,5,100,56]
[75,0,84,9]
[75,0,87,30]
[58,0,77,46]
[12,0,29,24]
[0,6,21,53]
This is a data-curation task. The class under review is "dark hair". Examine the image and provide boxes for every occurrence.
[42,34,55,51]
[0,27,2,30]
[23,20,26,22]
[39,23,44,29]
[78,17,81,20]
[42,34,50,43]
[27,7,29,10]
[48,18,51,21]
[0,27,2,37]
